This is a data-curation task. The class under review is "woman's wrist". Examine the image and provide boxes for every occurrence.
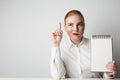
[53,42,60,47]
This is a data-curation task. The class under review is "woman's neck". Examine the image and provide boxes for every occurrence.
[70,37,83,46]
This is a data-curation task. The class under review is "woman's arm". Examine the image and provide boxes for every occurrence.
[50,47,66,78]
[50,23,66,78]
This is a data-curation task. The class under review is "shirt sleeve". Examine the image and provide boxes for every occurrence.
[103,73,114,78]
[50,47,66,78]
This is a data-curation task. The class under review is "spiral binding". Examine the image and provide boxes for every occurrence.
[92,35,111,39]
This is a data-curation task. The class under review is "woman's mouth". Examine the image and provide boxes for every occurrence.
[72,33,80,36]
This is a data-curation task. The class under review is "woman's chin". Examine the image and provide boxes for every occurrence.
[73,35,81,39]
[72,37,81,41]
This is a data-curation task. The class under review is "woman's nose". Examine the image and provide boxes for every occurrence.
[73,26,78,31]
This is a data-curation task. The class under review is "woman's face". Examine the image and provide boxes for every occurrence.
[64,14,85,42]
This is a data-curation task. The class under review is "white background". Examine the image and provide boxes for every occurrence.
[0,0,120,78]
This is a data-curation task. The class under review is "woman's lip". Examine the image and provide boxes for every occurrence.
[72,33,80,35]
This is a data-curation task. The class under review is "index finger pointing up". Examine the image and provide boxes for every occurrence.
[59,22,62,30]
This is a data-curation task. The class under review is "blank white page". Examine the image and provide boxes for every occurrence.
[91,35,112,72]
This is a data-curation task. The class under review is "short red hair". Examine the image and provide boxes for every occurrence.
[64,10,85,24]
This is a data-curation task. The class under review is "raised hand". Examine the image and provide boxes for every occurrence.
[52,23,63,46]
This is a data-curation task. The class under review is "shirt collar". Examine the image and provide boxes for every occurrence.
[67,37,85,48]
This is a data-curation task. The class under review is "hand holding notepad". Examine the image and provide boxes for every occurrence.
[91,35,112,72]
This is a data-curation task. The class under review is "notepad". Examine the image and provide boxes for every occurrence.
[91,35,112,72]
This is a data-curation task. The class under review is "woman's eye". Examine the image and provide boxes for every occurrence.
[68,24,73,26]
[78,23,84,27]
[68,24,73,27]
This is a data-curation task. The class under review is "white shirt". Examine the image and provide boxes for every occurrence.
[50,37,112,78]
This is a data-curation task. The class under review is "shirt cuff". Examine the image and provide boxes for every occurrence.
[103,73,114,79]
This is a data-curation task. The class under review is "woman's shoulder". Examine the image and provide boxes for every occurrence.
[60,41,69,49]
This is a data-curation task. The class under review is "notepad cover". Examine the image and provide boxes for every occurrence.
[91,35,112,72]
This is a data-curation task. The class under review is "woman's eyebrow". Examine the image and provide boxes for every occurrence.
[78,21,83,24]
[68,22,73,25]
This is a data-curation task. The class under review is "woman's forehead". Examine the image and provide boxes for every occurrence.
[66,15,83,23]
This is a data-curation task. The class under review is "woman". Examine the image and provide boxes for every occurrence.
[50,10,117,78]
